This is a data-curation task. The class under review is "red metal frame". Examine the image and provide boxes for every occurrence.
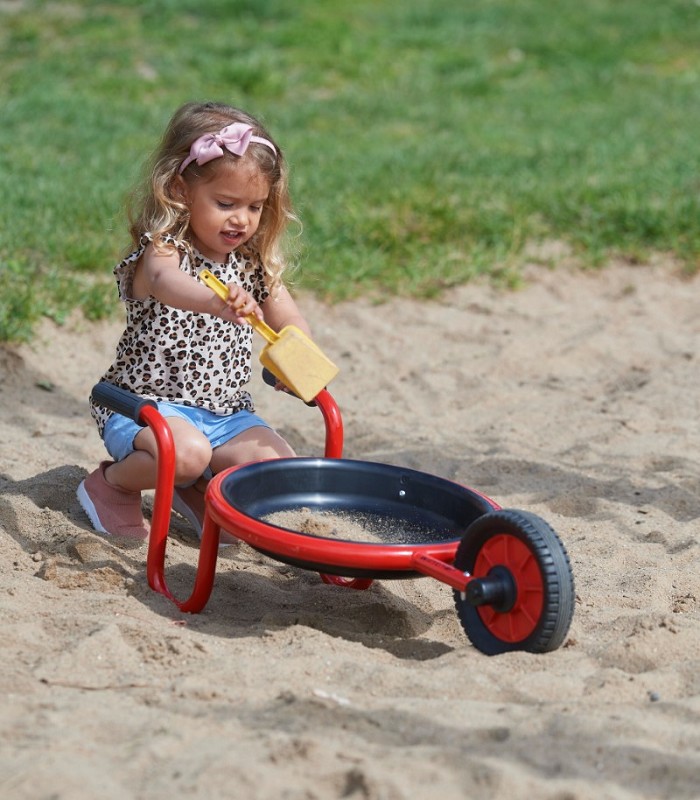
[139,386,502,614]
[141,388,345,610]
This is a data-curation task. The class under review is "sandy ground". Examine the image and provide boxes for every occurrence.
[1,259,699,799]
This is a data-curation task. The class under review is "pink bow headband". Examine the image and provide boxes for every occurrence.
[178,122,277,174]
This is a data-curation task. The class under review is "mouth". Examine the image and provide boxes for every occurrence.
[222,230,245,244]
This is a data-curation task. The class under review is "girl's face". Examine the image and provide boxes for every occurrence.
[180,161,270,263]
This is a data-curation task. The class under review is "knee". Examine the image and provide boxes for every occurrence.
[172,432,212,484]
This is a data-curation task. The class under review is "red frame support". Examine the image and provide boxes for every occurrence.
[141,388,345,611]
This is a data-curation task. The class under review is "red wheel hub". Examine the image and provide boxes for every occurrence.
[473,533,544,642]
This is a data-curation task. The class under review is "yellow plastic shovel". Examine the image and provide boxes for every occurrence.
[199,269,339,402]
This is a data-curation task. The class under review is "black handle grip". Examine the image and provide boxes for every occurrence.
[261,368,316,406]
[91,382,158,426]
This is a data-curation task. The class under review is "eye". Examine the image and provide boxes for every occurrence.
[217,201,233,209]
[250,205,263,213]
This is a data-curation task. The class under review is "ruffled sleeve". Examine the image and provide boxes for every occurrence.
[114,234,189,301]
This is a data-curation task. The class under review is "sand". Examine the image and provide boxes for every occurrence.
[1,257,699,799]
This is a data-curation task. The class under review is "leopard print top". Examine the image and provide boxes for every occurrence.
[90,234,270,437]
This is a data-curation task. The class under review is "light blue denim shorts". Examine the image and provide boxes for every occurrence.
[103,401,271,463]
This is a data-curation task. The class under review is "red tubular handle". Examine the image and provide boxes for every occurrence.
[140,405,177,600]
[140,403,224,611]
[135,385,344,611]
[260,369,343,459]
[93,382,343,612]
[314,388,344,458]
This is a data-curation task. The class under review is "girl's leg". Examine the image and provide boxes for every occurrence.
[106,417,213,491]
[172,427,294,542]
[209,425,295,472]
[79,418,212,539]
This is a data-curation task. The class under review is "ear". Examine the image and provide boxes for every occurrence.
[171,175,190,205]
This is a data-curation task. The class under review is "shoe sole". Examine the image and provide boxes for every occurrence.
[77,479,110,535]
[172,489,239,549]
[172,490,203,537]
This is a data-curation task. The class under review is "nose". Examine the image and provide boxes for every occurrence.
[228,206,249,227]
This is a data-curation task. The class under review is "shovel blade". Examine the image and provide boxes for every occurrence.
[259,325,339,402]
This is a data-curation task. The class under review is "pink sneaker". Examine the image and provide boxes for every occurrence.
[172,486,204,537]
[172,484,238,547]
[77,461,149,540]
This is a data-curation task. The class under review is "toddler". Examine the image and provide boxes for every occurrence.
[78,101,311,540]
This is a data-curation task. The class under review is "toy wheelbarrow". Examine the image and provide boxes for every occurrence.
[90,380,574,656]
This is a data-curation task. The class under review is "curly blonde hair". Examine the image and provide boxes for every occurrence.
[127,101,299,292]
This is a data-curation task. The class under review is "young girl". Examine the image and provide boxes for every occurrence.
[78,101,311,540]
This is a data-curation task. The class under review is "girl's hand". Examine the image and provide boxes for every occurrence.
[220,283,263,325]
[272,378,295,396]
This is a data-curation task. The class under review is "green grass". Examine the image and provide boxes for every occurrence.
[1,0,699,340]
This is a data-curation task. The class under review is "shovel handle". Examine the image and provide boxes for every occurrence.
[199,269,278,343]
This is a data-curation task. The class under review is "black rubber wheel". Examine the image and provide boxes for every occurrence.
[453,509,574,655]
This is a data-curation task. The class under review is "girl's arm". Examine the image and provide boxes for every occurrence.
[131,245,262,323]
[261,284,312,336]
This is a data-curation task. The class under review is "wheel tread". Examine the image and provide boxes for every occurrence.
[453,509,574,655]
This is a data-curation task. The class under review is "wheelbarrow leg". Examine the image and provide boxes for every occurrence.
[137,404,221,612]
[176,513,222,612]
